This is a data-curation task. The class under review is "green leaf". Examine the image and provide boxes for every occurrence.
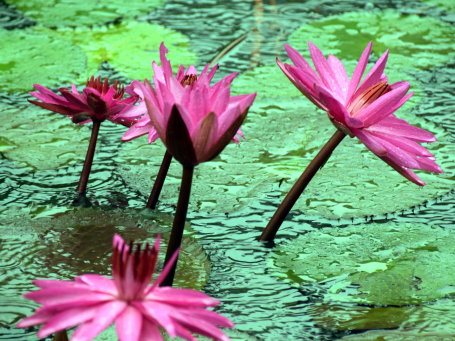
[37,22,197,81]
[289,9,455,70]
[0,103,91,171]
[421,0,455,12]
[269,223,455,306]
[5,0,164,27]
[0,28,86,93]
[0,207,210,291]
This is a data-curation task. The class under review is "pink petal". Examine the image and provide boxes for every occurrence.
[149,287,219,307]
[284,44,319,80]
[353,129,388,156]
[173,314,231,341]
[71,300,127,341]
[139,319,163,341]
[308,42,344,101]
[371,115,437,143]
[188,308,234,328]
[135,301,177,337]
[352,49,389,101]
[280,62,326,109]
[315,84,357,129]
[373,135,422,169]
[346,41,372,101]
[76,274,117,295]
[327,54,349,101]
[36,305,100,339]
[116,306,143,341]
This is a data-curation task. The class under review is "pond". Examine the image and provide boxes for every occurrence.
[0,0,454,340]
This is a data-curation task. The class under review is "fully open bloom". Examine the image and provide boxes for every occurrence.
[30,76,138,125]
[277,42,442,185]
[117,43,256,166]
[18,234,233,341]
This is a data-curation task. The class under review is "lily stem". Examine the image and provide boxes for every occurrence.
[146,151,173,209]
[76,120,101,197]
[258,129,346,242]
[161,165,194,287]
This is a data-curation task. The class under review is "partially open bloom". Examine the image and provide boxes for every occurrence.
[18,234,233,341]
[277,42,442,185]
[30,76,138,125]
[117,43,256,166]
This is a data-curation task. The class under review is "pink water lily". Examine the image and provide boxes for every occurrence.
[277,42,442,185]
[30,76,138,125]
[18,234,233,341]
[117,43,256,166]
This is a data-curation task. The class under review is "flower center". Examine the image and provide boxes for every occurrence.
[181,74,198,87]
[86,76,125,98]
[112,240,158,301]
[348,81,391,116]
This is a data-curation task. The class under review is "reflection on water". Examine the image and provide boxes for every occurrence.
[0,0,454,340]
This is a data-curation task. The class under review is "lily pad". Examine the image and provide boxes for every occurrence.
[0,28,86,93]
[5,0,164,27]
[0,103,91,171]
[340,300,455,339]
[269,223,455,306]
[288,10,455,70]
[421,0,455,12]
[39,22,196,81]
[0,206,209,326]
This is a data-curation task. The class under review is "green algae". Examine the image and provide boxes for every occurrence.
[38,22,196,81]
[289,10,455,70]
[5,0,164,27]
[0,103,91,171]
[0,28,86,93]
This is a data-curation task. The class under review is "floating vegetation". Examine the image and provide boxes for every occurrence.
[38,22,196,81]
[289,10,455,70]
[5,0,164,27]
[269,223,455,330]
[0,103,90,171]
[0,28,86,93]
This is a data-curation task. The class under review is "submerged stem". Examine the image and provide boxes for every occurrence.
[259,129,346,242]
[161,165,194,287]
[76,120,101,196]
[146,151,173,209]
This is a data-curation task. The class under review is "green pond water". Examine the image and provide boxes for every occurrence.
[0,0,454,340]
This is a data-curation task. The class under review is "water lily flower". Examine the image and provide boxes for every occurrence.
[118,43,253,153]
[30,76,138,126]
[277,41,442,185]
[29,77,139,202]
[120,43,256,285]
[18,234,233,341]
[260,42,442,242]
